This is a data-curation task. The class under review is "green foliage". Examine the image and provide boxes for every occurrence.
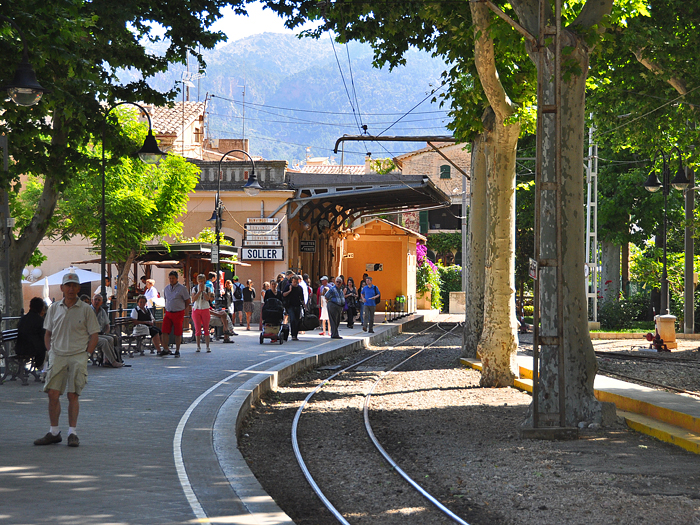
[426,232,461,255]
[0,0,228,296]
[437,262,462,312]
[179,227,234,246]
[629,243,700,305]
[60,110,200,264]
[598,293,650,330]
[369,158,397,175]
[417,260,442,311]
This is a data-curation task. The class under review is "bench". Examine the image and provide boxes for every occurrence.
[113,317,152,359]
[0,328,41,385]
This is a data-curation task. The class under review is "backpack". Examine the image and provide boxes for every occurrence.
[233,283,243,300]
[365,285,380,303]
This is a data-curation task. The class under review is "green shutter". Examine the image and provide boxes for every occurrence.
[439,164,451,179]
[419,211,429,234]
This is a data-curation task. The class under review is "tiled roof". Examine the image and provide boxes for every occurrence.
[297,165,366,175]
[148,102,205,136]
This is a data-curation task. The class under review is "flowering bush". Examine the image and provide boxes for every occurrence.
[417,241,442,310]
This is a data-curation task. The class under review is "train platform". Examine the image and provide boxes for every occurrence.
[0,312,424,525]
[462,351,700,455]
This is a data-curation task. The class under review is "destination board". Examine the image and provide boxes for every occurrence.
[243,240,283,247]
[245,224,277,231]
[244,234,280,241]
[247,217,280,224]
[241,247,285,261]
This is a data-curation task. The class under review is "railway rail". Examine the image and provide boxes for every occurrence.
[291,321,469,525]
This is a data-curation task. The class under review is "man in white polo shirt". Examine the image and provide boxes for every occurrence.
[34,272,100,448]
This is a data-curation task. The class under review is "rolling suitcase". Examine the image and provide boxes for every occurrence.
[300,314,319,331]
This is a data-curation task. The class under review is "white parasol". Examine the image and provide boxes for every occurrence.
[30,266,103,287]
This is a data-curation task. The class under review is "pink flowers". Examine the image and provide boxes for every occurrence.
[417,242,437,271]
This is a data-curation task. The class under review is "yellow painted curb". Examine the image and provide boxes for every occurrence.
[618,410,700,455]
[595,390,700,435]
[514,378,533,393]
[461,358,533,393]
[460,357,700,455]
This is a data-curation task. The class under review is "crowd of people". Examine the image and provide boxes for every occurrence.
[18,268,381,448]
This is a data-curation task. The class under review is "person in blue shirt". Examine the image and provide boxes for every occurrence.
[361,276,380,334]
[324,277,345,339]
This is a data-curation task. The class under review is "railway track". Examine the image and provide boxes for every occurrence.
[291,322,473,525]
[594,349,700,397]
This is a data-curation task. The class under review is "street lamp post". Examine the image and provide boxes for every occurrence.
[0,15,49,106]
[1,15,48,320]
[208,149,262,299]
[100,102,166,305]
[643,146,690,315]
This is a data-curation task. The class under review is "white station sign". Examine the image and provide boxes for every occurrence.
[241,247,285,261]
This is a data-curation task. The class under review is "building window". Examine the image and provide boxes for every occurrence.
[439,164,451,179]
[419,211,429,235]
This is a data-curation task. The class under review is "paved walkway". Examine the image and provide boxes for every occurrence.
[0,314,423,524]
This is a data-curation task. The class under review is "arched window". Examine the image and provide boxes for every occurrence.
[439,164,451,179]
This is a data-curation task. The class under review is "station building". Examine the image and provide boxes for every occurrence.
[21,101,452,313]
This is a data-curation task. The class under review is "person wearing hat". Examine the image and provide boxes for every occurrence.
[34,272,100,448]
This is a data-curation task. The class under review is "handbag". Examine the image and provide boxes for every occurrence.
[132,323,150,337]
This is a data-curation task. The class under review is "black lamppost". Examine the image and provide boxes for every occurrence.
[208,149,261,299]
[643,146,691,315]
[100,102,166,304]
[1,15,47,320]
[0,15,49,106]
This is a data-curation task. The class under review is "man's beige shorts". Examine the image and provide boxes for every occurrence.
[43,352,89,395]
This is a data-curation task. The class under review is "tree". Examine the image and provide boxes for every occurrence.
[259,0,537,386]
[1,0,230,315]
[587,0,700,314]
[60,109,200,309]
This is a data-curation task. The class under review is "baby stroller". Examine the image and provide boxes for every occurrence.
[260,298,288,344]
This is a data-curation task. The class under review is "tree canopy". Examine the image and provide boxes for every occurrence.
[1,0,230,313]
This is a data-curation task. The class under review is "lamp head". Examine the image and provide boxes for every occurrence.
[3,57,47,106]
[671,165,691,191]
[137,130,166,164]
[243,173,262,196]
[643,171,662,193]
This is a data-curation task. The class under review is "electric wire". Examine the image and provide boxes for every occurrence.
[207,111,450,128]
[209,93,450,117]
[375,79,450,138]
[329,31,364,136]
[594,84,700,140]
[345,42,365,133]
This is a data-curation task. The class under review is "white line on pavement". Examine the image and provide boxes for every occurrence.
[173,354,285,521]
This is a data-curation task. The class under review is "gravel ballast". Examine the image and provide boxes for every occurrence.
[239,325,700,524]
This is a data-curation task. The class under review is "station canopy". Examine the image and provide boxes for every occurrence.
[281,173,451,230]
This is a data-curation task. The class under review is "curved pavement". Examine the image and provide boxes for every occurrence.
[0,317,423,524]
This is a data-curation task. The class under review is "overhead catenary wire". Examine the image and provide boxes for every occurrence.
[209,93,450,117]
[375,79,450,138]
[594,84,700,140]
[207,127,421,156]
[207,111,450,128]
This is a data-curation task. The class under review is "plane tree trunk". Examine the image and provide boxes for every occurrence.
[601,241,621,303]
[468,2,520,386]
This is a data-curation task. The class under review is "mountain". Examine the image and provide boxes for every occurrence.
[142,33,452,165]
